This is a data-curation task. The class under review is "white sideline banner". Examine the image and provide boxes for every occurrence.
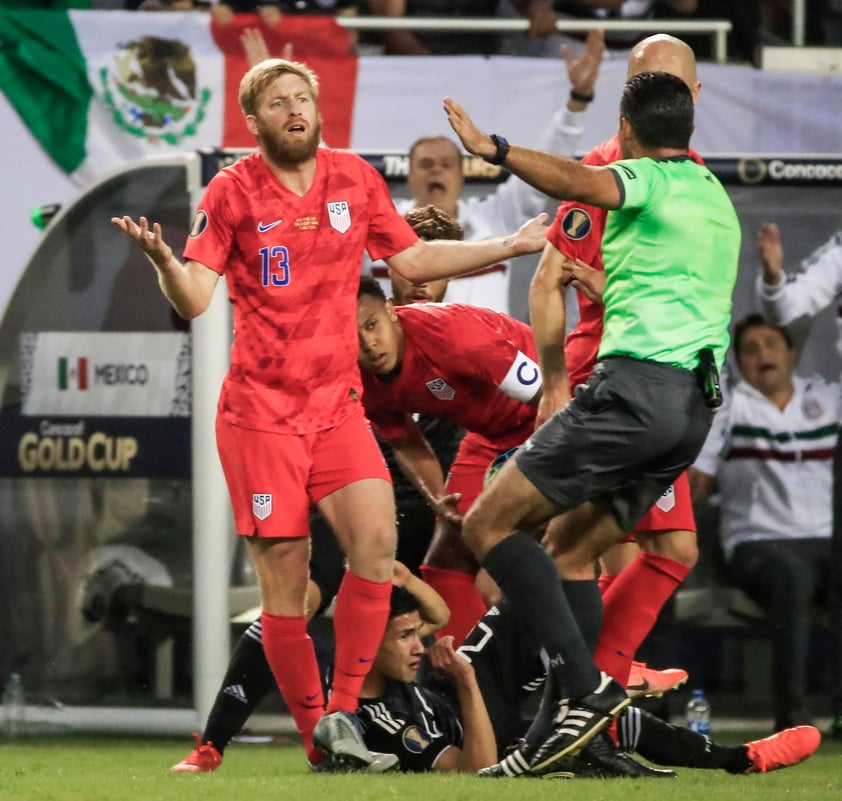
[20,331,191,417]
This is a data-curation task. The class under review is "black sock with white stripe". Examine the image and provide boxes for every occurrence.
[619,706,751,773]
[482,532,600,698]
[202,621,277,754]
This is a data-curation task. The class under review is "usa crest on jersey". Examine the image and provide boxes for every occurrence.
[253,493,273,520]
[426,378,455,400]
[327,201,351,233]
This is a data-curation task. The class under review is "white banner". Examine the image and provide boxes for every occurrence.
[20,332,191,417]
[3,50,842,329]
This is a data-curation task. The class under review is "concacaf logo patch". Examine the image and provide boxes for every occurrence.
[100,36,211,145]
[189,210,209,238]
[561,207,592,240]
[402,726,432,754]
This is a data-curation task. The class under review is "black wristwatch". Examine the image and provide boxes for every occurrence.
[483,134,510,166]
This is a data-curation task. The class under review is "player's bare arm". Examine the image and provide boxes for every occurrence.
[562,257,606,303]
[757,222,784,286]
[387,213,548,284]
[529,242,572,427]
[443,97,621,208]
[427,636,497,773]
[111,214,219,319]
[388,428,463,525]
[391,561,450,636]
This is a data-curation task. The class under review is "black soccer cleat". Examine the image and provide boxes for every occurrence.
[563,733,677,779]
[477,739,538,778]
[529,672,631,776]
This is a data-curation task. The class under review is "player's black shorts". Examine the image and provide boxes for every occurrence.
[516,356,712,532]
[456,600,546,755]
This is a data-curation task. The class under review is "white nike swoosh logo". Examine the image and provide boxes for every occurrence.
[258,220,283,232]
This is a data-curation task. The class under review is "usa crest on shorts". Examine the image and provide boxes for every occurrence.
[253,493,272,520]
[655,484,676,513]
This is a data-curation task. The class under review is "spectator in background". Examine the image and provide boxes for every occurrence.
[505,0,699,57]
[364,0,543,56]
[755,222,842,739]
[137,0,201,9]
[365,28,605,316]
[207,0,359,24]
[689,313,842,734]
[756,224,842,345]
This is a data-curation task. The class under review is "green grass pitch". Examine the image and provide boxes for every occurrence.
[2,730,841,801]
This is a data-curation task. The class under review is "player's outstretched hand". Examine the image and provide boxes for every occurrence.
[443,97,496,161]
[757,222,784,283]
[111,215,173,268]
[506,213,549,257]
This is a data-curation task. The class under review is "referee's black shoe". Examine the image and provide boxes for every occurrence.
[555,733,677,779]
[529,672,631,776]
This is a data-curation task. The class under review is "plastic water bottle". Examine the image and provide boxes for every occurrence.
[686,689,711,736]
[3,673,25,736]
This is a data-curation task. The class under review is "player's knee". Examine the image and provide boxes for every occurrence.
[639,530,698,568]
[461,507,494,558]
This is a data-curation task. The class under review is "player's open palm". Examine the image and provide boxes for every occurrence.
[111,215,173,267]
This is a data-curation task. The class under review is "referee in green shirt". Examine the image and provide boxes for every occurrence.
[443,70,741,778]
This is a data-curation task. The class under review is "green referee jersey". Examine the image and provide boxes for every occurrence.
[599,156,741,372]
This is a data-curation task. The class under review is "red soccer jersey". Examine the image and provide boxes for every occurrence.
[361,303,539,450]
[184,150,418,434]
[549,136,703,389]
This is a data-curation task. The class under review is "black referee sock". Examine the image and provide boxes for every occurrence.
[620,706,751,773]
[482,532,599,698]
[561,579,603,655]
[202,622,277,754]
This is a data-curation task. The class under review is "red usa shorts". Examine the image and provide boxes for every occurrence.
[445,433,519,515]
[629,470,696,538]
[216,410,390,538]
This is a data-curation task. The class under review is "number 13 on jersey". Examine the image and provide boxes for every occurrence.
[260,246,290,287]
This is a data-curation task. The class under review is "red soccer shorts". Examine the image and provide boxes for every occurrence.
[216,410,390,538]
[445,433,517,515]
[630,470,696,538]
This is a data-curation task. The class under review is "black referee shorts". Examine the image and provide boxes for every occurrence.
[516,356,712,532]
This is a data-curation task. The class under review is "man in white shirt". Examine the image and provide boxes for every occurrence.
[689,313,842,734]
[755,223,842,739]
[364,29,605,317]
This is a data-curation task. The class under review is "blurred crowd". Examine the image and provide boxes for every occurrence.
[4,1,841,65]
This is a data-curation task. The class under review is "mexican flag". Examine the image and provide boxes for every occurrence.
[0,8,357,185]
